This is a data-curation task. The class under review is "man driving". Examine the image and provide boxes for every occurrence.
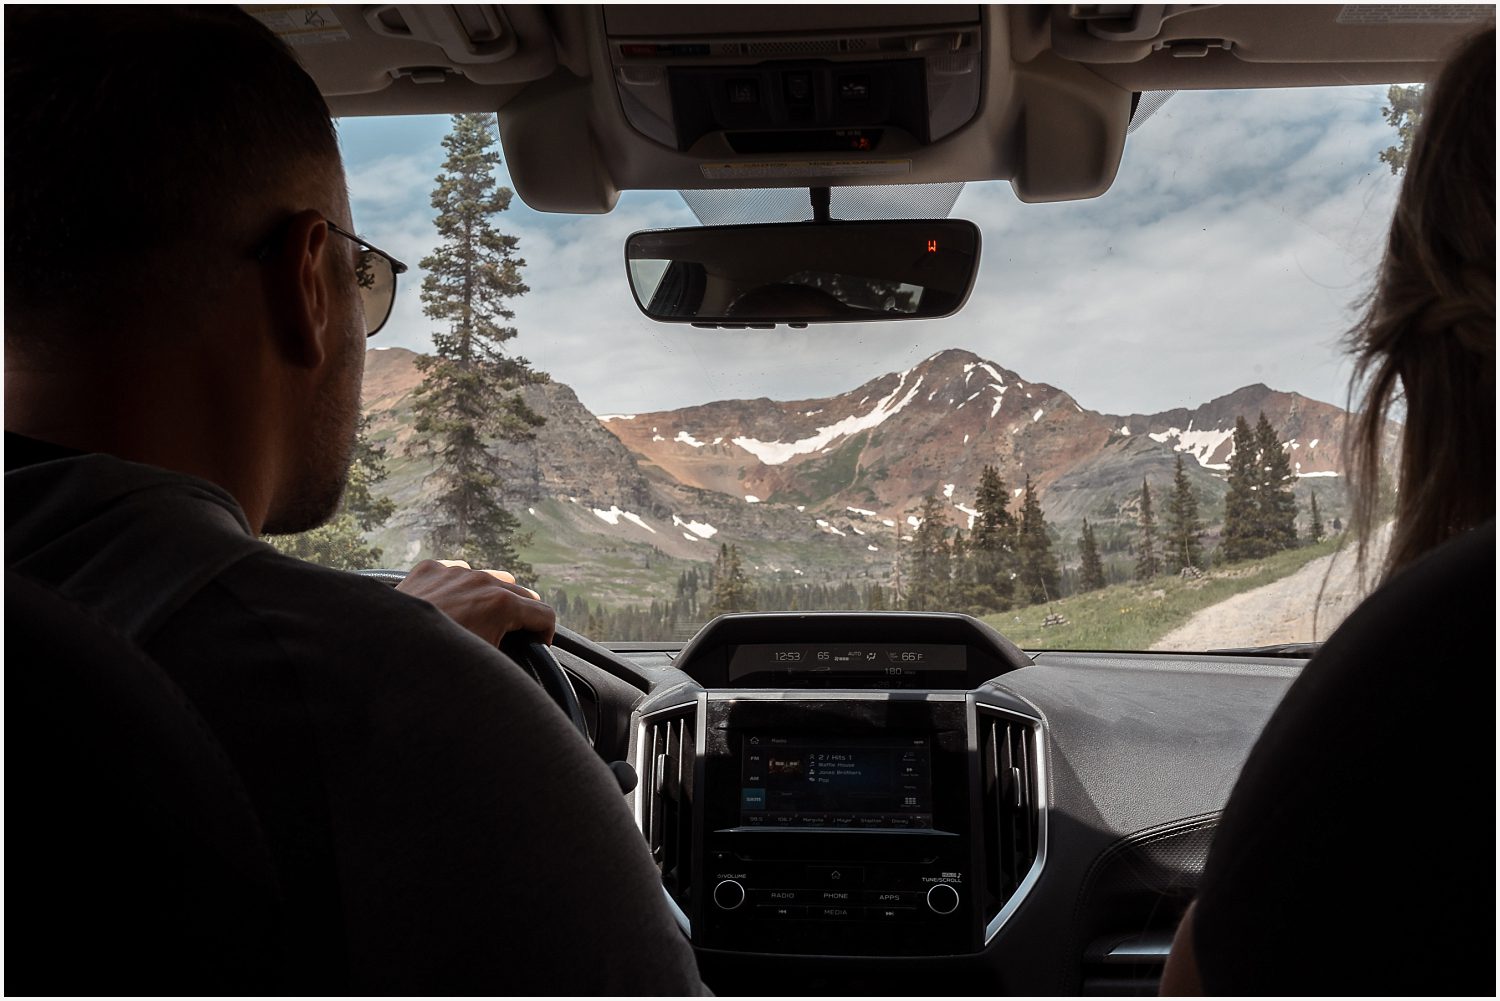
[5,6,704,993]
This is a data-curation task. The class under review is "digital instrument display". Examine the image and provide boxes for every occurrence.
[739,734,933,829]
[726,643,965,685]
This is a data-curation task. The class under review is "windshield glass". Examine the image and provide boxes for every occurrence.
[282,84,1407,651]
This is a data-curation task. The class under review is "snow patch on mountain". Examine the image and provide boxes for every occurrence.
[1033,408,1044,422]
[592,506,656,533]
[1297,470,1341,478]
[744,495,761,503]
[674,430,706,448]
[954,502,978,528]
[1149,426,1236,470]
[597,414,635,422]
[672,515,719,539]
[731,371,925,465]
[943,483,955,499]
[965,361,1006,386]
[847,506,877,518]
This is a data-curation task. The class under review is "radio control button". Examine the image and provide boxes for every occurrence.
[814,906,855,920]
[866,890,919,905]
[752,889,801,904]
[756,904,806,918]
[714,879,747,911]
[926,883,961,915]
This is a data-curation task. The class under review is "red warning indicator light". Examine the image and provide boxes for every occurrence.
[927,240,938,253]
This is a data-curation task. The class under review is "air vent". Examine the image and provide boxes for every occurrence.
[638,704,697,917]
[978,705,1043,938]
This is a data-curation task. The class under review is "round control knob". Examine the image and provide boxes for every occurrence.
[713,879,746,911]
[927,883,960,915]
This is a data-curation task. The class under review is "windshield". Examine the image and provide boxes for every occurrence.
[278,84,1407,651]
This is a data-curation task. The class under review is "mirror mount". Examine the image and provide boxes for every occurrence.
[810,186,832,224]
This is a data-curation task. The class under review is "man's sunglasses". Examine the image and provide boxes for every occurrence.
[256,219,408,338]
[327,221,408,338]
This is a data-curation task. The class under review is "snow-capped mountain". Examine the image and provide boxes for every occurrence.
[359,346,1356,570]
[601,348,1353,532]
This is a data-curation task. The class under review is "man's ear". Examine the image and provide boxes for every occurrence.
[260,209,338,370]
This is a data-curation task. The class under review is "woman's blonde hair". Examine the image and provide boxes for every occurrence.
[1346,27,1495,582]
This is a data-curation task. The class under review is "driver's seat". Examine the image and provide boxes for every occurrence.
[5,570,287,992]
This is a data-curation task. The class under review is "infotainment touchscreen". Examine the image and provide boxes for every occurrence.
[739,734,933,830]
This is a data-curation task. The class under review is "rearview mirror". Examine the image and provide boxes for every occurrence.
[625,220,980,327]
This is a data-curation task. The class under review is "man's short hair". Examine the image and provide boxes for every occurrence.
[5,7,340,343]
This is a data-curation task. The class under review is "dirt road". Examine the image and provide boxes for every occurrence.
[1151,529,1389,651]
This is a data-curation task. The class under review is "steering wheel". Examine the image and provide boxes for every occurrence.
[355,569,588,741]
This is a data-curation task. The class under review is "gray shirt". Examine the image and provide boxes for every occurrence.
[6,441,704,994]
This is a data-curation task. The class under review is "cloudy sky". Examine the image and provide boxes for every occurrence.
[339,84,1402,419]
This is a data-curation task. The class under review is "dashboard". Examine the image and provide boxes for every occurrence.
[554,611,1303,995]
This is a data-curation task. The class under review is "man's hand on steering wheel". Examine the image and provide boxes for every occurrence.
[385,560,620,785]
[397,558,556,646]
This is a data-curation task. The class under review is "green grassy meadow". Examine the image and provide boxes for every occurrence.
[981,535,1346,651]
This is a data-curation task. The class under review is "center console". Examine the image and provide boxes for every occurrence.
[699,694,976,956]
[634,613,1045,959]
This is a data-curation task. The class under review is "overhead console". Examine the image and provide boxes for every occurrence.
[633,612,1043,960]
[602,6,984,156]
[494,5,1134,212]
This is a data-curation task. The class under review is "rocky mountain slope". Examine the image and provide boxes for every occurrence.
[601,348,1353,540]
[359,346,1357,585]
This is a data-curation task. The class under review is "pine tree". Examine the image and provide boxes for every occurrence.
[1253,412,1298,553]
[1016,475,1061,605]
[410,112,545,575]
[905,494,952,611]
[865,582,887,611]
[1077,518,1106,592]
[1307,489,1325,545]
[1221,416,1261,563]
[1379,84,1424,175]
[1134,479,1162,580]
[1165,454,1204,572]
[710,543,755,613]
[969,465,1017,611]
[948,528,976,610]
[268,416,396,570]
